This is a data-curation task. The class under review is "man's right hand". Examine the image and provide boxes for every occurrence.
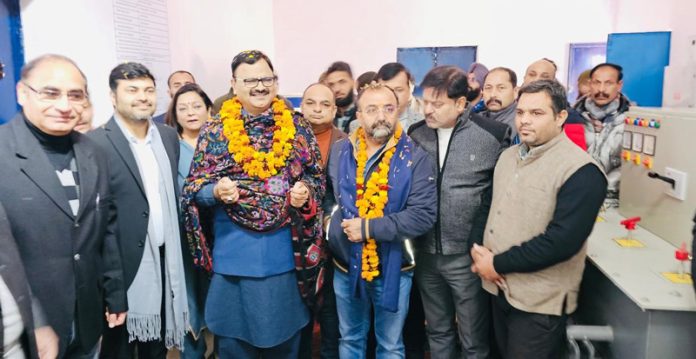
[105,310,127,328]
[214,177,239,204]
[34,326,59,359]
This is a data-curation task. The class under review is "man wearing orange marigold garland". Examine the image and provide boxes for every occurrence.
[323,83,437,358]
[181,50,325,358]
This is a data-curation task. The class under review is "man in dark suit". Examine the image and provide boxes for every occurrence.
[0,54,127,357]
[90,62,187,358]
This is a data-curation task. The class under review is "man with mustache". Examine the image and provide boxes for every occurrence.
[481,67,519,139]
[573,63,629,207]
[472,80,606,359]
[182,50,325,358]
[409,66,510,358]
[323,61,357,133]
[323,83,437,358]
[90,62,188,358]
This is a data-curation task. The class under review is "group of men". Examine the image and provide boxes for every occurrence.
[0,49,628,359]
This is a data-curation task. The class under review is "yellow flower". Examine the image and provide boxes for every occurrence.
[355,126,402,282]
[220,97,296,179]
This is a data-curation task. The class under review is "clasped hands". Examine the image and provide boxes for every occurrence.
[471,243,507,290]
[214,178,310,208]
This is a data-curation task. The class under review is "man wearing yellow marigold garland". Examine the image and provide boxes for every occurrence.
[324,83,437,358]
[181,50,325,358]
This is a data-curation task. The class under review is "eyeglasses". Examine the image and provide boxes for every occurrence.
[23,82,87,103]
[360,104,397,117]
[235,76,277,88]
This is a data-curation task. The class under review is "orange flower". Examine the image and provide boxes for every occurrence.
[221,97,296,179]
[355,126,403,281]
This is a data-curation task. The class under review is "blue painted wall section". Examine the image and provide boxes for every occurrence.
[607,31,671,107]
[0,0,24,124]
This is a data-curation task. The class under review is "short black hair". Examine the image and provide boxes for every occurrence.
[108,62,155,91]
[326,61,353,78]
[484,67,518,87]
[420,66,469,100]
[517,79,568,115]
[167,70,195,88]
[231,50,274,76]
[166,83,213,134]
[590,62,623,81]
[356,83,399,111]
[375,62,414,84]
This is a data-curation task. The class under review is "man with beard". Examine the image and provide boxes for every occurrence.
[409,66,510,359]
[375,63,424,132]
[90,62,188,358]
[324,83,437,358]
[324,61,357,133]
[182,50,324,358]
[523,58,587,150]
[481,67,519,139]
[573,63,629,207]
[467,62,489,113]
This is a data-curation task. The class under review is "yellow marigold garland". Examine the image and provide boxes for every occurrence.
[355,125,403,281]
[220,97,296,179]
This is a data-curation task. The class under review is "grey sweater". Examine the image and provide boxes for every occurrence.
[409,112,511,255]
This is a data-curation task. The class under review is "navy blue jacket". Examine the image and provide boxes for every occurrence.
[323,136,437,270]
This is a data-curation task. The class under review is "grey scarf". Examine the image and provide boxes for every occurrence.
[126,127,188,350]
[584,97,620,122]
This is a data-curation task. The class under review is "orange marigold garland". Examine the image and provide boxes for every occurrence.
[220,97,296,179]
[355,125,403,281]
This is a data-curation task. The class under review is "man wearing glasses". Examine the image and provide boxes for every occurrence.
[0,54,127,357]
[323,83,437,358]
[181,50,325,358]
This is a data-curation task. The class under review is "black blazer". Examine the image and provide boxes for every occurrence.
[0,115,127,355]
[0,202,38,359]
[88,118,180,289]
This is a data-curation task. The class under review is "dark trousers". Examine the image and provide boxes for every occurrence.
[491,294,567,359]
[416,252,490,359]
[100,246,168,359]
[299,265,340,359]
[217,330,301,359]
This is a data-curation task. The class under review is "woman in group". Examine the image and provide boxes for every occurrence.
[166,83,213,358]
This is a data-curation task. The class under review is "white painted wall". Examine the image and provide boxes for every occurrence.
[19,0,274,125]
[272,0,615,96]
[19,0,696,116]
[20,0,118,125]
[167,0,275,104]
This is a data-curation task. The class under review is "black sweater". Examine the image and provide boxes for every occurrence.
[493,163,607,274]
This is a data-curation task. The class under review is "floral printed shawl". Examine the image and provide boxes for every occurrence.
[181,99,326,286]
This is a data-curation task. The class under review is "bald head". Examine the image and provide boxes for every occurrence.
[523,59,557,85]
[301,83,337,130]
